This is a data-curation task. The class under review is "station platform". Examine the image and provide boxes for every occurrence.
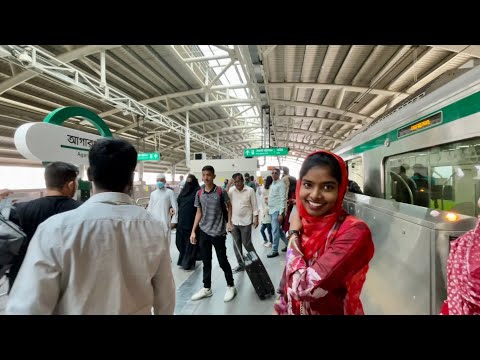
[173,227,285,315]
[0,226,286,315]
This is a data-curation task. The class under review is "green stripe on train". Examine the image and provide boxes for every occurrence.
[339,91,480,158]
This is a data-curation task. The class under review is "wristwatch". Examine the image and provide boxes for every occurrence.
[288,230,301,237]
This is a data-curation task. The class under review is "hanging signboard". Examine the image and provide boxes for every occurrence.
[137,152,160,161]
[244,147,289,157]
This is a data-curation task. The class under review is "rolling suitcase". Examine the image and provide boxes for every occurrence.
[232,237,275,300]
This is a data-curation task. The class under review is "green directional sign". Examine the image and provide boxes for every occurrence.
[243,147,289,157]
[138,152,160,161]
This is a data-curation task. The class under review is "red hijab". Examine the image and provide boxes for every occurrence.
[295,150,348,260]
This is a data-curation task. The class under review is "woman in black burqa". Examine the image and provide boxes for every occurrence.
[176,174,202,270]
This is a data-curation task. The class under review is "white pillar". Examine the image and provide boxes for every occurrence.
[100,51,106,85]
[171,163,176,182]
[138,162,144,182]
[185,111,191,168]
[79,164,87,180]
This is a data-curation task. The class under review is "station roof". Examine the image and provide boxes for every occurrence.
[0,45,478,172]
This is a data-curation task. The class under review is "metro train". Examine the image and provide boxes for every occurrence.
[334,64,480,314]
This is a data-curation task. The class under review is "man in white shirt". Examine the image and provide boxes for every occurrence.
[6,139,175,315]
[267,168,287,258]
[147,173,177,244]
[227,173,259,273]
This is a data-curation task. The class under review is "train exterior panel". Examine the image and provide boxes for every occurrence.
[337,66,480,199]
[335,65,480,314]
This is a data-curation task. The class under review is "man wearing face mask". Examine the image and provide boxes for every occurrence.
[147,173,178,245]
[7,162,82,291]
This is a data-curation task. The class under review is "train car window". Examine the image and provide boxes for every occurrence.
[346,157,364,194]
[384,137,480,216]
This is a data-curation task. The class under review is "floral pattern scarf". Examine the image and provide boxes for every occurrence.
[441,219,480,315]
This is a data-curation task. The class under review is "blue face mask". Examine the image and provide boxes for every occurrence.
[157,181,165,189]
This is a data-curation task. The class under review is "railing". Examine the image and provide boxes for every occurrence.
[135,197,150,209]
[7,188,46,203]
[389,171,414,205]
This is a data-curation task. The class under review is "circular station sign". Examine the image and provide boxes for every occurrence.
[14,106,112,165]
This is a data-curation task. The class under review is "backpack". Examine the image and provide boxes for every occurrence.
[0,199,26,278]
[198,185,228,223]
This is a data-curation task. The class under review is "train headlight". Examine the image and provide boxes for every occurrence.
[445,212,459,222]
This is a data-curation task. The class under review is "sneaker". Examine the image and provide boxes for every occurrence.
[224,286,237,302]
[232,265,244,274]
[267,251,279,258]
[265,242,272,248]
[191,287,213,301]
[281,246,287,252]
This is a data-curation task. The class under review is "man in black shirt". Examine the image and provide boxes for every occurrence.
[8,162,82,290]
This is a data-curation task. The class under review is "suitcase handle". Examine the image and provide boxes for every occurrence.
[229,232,257,266]
[229,233,245,266]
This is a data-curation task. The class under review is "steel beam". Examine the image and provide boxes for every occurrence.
[0,45,238,158]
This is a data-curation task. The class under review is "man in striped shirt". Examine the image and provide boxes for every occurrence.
[190,165,237,303]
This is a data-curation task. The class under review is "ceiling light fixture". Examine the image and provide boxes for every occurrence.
[11,48,33,66]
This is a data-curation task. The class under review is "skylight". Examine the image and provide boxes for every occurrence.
[197,45,259,118]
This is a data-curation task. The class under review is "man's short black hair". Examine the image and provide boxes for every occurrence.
[88,138,137,192]
[202,165,215,174]
[233,173,243,181]
[44,162,79,189]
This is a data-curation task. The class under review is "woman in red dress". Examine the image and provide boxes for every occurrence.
[274,150,374,315]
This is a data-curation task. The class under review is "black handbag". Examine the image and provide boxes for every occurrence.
[0,199,26,278]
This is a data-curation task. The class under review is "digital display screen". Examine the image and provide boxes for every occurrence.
[397,112,442,138]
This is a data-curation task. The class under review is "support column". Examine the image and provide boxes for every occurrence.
[79,164,87,180]
[100,51,106,86]
[185,111,191,168]
[138,162,144,183]
[171,163,176,183]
